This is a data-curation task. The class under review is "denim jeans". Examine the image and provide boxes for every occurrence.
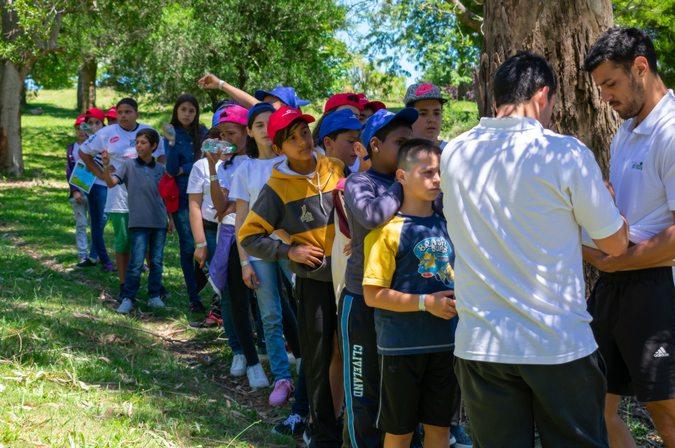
[172,207,199,303]
[86,184,110,265]
[251,259,295,381]
[122,227,166,301]
[69,196,95,260]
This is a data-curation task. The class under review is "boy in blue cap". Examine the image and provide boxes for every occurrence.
[339,107,418,448]
[318,109,363,173]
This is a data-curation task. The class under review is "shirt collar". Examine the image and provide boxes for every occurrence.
[630,89,674,135]
[477,116,543,132]
[136,156,156,167]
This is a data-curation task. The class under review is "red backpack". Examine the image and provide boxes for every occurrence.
[158,173,179,213]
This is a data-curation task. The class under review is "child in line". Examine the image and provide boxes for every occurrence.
[239,106,344,447]
[339,107,418,448]
[363,139,459,448]
[100,129,169,314]
[404,83,448,150]
[66,114,97,267]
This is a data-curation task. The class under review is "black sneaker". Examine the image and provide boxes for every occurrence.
[272,413,306,437]
[76,258,97,268]
[189,300,206,313]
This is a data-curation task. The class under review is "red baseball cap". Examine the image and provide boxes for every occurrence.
[356,93,386,112]
[324,93,363,113]
[84,107,105,122]
[74,114,86,127]
[267,106,315,141]
[105,107,117,119]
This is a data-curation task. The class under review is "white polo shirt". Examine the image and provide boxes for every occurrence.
[80,123,165,212]
[610,90,675,244]
[441,117,623,365]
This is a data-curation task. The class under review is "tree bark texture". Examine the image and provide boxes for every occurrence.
[77,56,97,112]
[477,0,619,175]
[0,60,24,176]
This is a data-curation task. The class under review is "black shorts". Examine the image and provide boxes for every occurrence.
[588,266,675,402]
[376,351,457,435]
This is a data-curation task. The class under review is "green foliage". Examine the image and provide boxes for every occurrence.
[104,1,350,107]
[613,0,675,86]
[341,55,408,102]
[361,0,482,86]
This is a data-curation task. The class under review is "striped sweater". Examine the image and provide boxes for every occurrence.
[238,155,344,282]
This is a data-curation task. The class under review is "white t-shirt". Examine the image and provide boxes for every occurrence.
[610,90,675,244]
[187,157,222,223]
[80,123,165,212]
[215,155,248,226]
[441,117,623,365]
[229,155,286,261]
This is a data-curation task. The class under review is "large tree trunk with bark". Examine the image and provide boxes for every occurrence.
[77,56,97,112]
[0,60,24,176]
[476,0,620,295]
[477,0,618,174]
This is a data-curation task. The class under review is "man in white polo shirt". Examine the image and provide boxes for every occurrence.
[441,52,629,446]
[584,27,675,447]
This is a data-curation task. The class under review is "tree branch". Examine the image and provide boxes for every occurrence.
[444,0,483,32]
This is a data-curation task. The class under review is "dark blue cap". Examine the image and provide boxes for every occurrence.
[360,108,418,148]
[318,109,362,142]
[254,85,310,109]
[247,102,275,125]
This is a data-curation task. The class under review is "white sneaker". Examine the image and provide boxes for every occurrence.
[148,296,165,309]
[230,354,247,377]
[116,298,134,314]
[247,363,270,389]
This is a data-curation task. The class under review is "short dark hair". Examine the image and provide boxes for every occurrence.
[397,138,440,170]
[136,128,159,148]
[584,27,658,74]
[493,51,557,108]
[272,119,307,149]
[116,97,138,111]
[367,118,412,155]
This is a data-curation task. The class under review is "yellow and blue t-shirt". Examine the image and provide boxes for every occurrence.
[363,212,457,355]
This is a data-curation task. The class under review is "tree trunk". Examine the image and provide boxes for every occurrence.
[77,57,97,112]
[477,0,619,296]
[477,0,618,174]
[0,60,24,176]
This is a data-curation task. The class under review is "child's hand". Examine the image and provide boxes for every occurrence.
[101,150,110,167]
[194,246,208,268]
[72,190,85,204]
[167,217,175,235]
[197,73,222,90]
[288,244,324,268]
[204,150,221,168]
[343,241,352,256]
[425,291,457,320]
[241,264,260,289]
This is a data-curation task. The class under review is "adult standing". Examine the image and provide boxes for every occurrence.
[440,52,629,446]
[164,94,208,312]
[79,98,165,298]
[584,27,675,447]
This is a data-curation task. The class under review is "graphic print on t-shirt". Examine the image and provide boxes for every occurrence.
[413,237,455,288]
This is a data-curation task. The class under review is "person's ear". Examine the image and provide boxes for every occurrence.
[395,168,406,184]
[535,86,549,109]
[322,136,333,153]
[633,56,649,78]
[272,144,282,155]
[369,136,380,155]
[247,127,254,138]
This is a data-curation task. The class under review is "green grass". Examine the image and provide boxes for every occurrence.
[0,88,294,447]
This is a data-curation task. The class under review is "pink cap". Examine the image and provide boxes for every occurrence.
[218,104,249,126]
[74,114,86,127]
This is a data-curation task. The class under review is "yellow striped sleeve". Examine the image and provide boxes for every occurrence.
[362,216,404,288]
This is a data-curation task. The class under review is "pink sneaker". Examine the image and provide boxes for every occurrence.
[269,378,294,407]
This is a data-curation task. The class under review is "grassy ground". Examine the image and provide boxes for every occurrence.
[0,88,661,447]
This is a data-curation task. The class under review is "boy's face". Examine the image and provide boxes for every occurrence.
[371,126,412,174]
[411,99,443,141]
[75,128,88,142]
[86,117,103,134]
[324,129,359,167]
[135,135,155,159]
[219,123,248,153]
[279,122,314,162]
[116,104,138,129]
[397,150,441,202]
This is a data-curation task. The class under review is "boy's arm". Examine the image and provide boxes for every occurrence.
[363,286,456,319]
[344,175,403,230]
[197,73,259,108]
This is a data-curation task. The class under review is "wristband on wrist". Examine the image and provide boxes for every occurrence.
[418,294,427,311]
[195,241,207,249]
[218,80,225,90]
[209,174,218,182]
[240,260,250,268]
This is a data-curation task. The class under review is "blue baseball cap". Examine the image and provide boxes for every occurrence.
[360,108,418,148]
[254,85,310,109]
[247,102,275,126]
[318,109,362,142]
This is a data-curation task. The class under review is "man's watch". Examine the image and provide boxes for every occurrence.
[209,175,218,182]
[418,294,427,312]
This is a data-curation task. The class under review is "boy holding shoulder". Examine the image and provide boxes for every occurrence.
[363,139,458,448]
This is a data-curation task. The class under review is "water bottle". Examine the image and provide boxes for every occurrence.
[162,124,176,146]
